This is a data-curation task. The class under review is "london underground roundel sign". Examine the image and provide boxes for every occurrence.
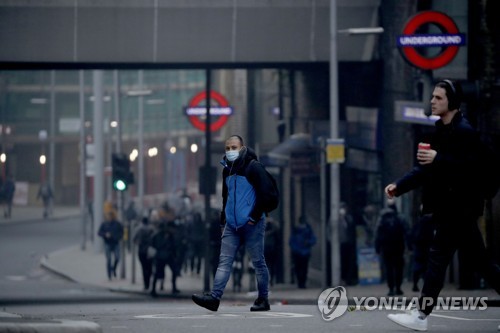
[398,11,466,70]
[184,90,233,132]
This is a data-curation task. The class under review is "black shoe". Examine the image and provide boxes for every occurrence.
[395,289,404,296]
[250,297,270,312]
[192,293,220,312]
[387,289,395,296]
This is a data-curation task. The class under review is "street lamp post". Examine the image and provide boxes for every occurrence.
[329,0,341,287]
[0,153,6,181]
[203,69,212,292]
[328,1,383,287]
[39,154,47,183]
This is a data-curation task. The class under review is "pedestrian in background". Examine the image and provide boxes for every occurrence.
[2,175,15,218]
[97,202,123,281]
[264,217,279,286]
[339,202,358,286]
[359,204,378,248]
[184,202,205,276]
[375,198,408,296]
[133,216,154,291]
[289,215,316,289]
[410,211,434,292]
[37,182,53,219]
[386,79,500,331]
[192,135,274,312]
[208,207,222,277]
[150,202,180,296]
[125,201,138,227]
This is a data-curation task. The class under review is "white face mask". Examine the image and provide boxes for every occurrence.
[226,150,240,162]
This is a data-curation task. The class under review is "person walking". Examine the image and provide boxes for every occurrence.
[289,216,317,289]
[37,182,54,218]
[264,217,279,286]
[339,202,358,286]
[385,80,500,331]
[133,216,154,290]
[150,202,179,296]
[375,198,408,296]
[97,202,124,281]
[192,135,275,312]
[2,175,15,218]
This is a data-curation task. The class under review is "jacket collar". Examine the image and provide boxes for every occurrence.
[435,111,463,130]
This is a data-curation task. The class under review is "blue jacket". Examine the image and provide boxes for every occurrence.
[289,223,316,257]
[220,147,270,229]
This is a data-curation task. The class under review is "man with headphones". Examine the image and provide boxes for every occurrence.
[384,79,500,331]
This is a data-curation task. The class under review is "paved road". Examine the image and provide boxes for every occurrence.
[0,216,144,304]
[1,212,499,332]
[4,301,500,333]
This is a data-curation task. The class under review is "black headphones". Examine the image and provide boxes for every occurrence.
[439,79,461,111]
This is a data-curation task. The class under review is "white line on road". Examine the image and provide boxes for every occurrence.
[5,275,27,281]
[431,314,500,322]
[135,312,313,320]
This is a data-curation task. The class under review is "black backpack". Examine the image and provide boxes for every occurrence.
[247,160,280,213]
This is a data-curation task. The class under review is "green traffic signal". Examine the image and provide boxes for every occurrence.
[113,179,127,191]
[112,152,133,191]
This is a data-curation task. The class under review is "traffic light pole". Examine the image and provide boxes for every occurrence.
[203,69,212,292]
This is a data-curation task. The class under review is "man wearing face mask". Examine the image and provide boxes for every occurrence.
[192,135,272,312]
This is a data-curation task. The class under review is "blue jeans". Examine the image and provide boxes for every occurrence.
[104,242,120,279]
[211,221,269,300]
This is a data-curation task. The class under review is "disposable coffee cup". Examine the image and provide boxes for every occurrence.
[418,143,431,150]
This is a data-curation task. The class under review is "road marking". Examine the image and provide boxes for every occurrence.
[431,314,500,322]
[135,312,313,320]
[5,275,27,281]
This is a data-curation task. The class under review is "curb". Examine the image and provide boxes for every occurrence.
[0,318,102,333]
[0,311,101,333]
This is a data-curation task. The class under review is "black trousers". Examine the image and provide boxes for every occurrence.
[138,252,153,290]
[382,253,404,292]
[292,253,310,288]
[418,212,500,315]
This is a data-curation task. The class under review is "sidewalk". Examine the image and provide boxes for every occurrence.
[0,204,82,224]
[4,205,499,305]
[41,241,500,306]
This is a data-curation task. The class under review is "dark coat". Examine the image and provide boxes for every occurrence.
[98,220,124,246]
[220,147,274,226]
[133,224,154,255]
[150,221,177,261]
[394,113,484,217]
[375,208,407,255]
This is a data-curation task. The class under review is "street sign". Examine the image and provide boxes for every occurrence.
[326,138,345,164]
[398,11,466,70]
[184,90,233,132]
[394,100,439,126]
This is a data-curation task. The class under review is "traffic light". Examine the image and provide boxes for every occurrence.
[112,153,134,191]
